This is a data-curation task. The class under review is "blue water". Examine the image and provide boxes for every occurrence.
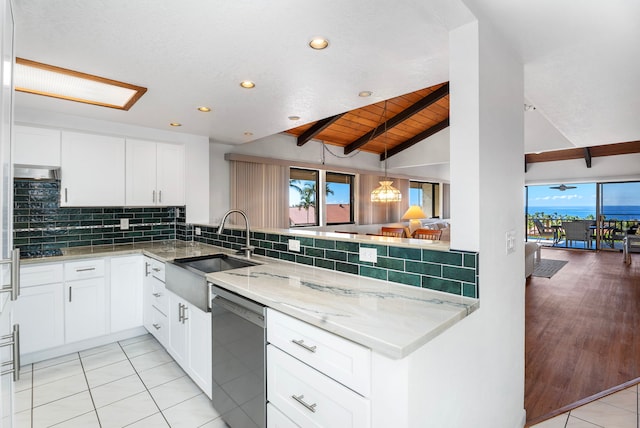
[528,205,640,221]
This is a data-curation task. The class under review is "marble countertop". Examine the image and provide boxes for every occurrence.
[21,240,479,359]
[207,260,479,359]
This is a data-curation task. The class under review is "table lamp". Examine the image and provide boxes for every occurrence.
[402,205,427,234]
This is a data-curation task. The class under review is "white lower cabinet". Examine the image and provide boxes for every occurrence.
[110,255,143,332]
[166,289,212,397]
[266,309,372,428]
[14,263,64,354]
[267,403,298,428]
[64,259,107,343]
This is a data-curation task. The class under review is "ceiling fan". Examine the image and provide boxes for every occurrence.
[549,184,577,191]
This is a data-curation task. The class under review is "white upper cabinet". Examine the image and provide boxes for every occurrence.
[61,131,125,206]
[13,125,61,167]
[126,139,184,206]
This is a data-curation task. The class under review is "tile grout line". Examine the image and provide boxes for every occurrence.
[117,339,173,427]
[77,352,103,428]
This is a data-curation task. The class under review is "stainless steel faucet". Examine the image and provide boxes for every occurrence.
[217,209,255,259]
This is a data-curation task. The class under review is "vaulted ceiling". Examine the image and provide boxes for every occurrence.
[285,83,449,159]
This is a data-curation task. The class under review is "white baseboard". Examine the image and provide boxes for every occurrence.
[21,326,148,366]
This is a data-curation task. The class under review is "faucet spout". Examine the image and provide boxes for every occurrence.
[217,209,254,259]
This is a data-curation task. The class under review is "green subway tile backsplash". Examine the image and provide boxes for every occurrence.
[13,179,182,258]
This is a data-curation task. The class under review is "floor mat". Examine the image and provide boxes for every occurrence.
[532,259,568,278]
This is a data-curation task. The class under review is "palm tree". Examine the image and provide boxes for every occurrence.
[289,180,334,224]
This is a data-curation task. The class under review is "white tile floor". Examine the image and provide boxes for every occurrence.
[530,384,639,428]
[14,334,233,428]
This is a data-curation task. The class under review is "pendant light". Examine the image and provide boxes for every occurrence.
[371,101,402,203]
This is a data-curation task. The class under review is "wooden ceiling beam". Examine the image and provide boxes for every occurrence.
[296,113,345,146]
[344,82,450,155]
[526,140,640,165]
[380,118,450,160]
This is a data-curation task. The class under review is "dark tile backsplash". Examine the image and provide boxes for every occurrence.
[14,180,479,298]
[14,180,183,258]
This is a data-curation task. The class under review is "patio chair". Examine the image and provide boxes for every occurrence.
[533,219,556,243]
[561,220,595,248]
[412,228,442,240]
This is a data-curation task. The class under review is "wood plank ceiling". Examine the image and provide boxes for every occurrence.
[284,82,450,160]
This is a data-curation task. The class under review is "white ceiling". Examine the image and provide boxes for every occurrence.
[13,0,640,153]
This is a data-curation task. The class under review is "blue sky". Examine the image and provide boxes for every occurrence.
[528,182,640,207]
[289,181,351,206]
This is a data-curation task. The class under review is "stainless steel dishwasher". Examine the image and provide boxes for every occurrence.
[210,284,266,428]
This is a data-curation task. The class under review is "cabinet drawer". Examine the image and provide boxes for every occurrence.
[145,258,165,282]
[21,263,63,287]
[148,306,169,346]
[267,403,298,428]
[267,309,371,396]
[64,259,105,280]
[267,345,370,428]
[150,278,169,316]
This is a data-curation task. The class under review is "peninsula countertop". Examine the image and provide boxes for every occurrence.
[19,240,479,359]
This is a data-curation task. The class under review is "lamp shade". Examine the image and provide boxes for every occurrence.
[370,181,402,203]
[402,205,427,220]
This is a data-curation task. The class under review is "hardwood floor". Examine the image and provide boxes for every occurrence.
[525,247,640,425]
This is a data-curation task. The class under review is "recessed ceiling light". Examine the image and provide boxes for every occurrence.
[288,115,301,121]
[240,81,255,89]
[197,106,211,112]
[244,132,253,136]
[309,38,329,50]
[14,58,147,110]
[169,122,182,127]
[359,91,373,97]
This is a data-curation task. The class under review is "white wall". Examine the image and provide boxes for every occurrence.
[408,17,526,428]
[15,107,210,223]
[525,152,640,185]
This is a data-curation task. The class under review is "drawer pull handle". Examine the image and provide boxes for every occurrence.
[75,267,96,272]
[291,339,316,353]
[152,267,161,272]
[291,394,317,413]
[152,323,161,330]
[152,293,161,297]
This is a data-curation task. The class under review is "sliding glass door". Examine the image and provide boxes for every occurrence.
[596,181,640,251]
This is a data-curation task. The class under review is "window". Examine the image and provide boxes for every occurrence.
[410,181,440,218]
[326,172,355,225]
[289,168,319,226]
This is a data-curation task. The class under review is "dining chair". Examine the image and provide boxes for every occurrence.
[412,228,442,240]
[380,227,404,238]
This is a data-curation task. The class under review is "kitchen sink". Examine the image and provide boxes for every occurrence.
[165,253,258,312]
[172,253,258,274]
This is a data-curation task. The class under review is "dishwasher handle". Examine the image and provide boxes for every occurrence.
[212,295,265,328]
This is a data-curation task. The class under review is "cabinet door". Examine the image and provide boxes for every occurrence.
[156,142,185,206]
[60,131,125,206]
[65,277,107,343]
[187,306,212,398]
[13,125,61,167]
[168,291,188,367]
[125,138,157,206]
[110,255,143,333]
[14,283,64,355]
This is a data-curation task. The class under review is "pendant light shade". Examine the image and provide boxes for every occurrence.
[370,100,402,203]
[371,180,402,203]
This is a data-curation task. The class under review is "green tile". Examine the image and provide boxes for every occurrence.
[298,237,314,247]
[336,240,359,253]
[422,250,463,266]
[254,232,266,240]
[325,250,347,261]
[267,233,280,242]
[259,241,273,249]
[267,250,280,259]
[314,239,335,249]
[273,243,288,251]
[405,261,441,276]
[463,283,477,298]
[304,247,324,258]
[336,262,359,275]
[463,253,477,268]
[296,255,314,266]
[314,258,335,270]
[422,276,462,295]
[280,252,295,262]
[388,271,421,287]
[360,266,387,281]
[442,266,476,283]
[389,246,421,261]
[376,256,404,271]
